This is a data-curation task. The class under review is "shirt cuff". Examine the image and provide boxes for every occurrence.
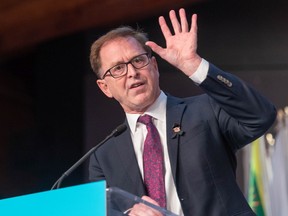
[189,58,209,84]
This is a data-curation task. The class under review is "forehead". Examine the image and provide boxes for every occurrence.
[100,37,145,63]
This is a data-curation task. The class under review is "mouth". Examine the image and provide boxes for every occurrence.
[130,82,144,89]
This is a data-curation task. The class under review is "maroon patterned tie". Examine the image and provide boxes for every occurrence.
[138,114,166,208]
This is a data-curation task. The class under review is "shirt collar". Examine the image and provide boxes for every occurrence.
[126,91,167,133]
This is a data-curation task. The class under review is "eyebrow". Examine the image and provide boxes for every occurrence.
[107,53,143,68]
[108,59,124,67]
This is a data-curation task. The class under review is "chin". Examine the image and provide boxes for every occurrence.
[132,100,153,112]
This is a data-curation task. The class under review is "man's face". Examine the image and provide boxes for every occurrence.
[96,36,161,114]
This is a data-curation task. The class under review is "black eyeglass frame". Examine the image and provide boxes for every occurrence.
[101,53,151,79]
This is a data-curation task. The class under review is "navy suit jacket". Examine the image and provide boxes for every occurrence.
[89,64,276,216]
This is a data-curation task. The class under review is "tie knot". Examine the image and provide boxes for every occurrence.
[138,114,153,125]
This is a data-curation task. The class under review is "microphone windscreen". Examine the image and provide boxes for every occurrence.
[113,124,127,136]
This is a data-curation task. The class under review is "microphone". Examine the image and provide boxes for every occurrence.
[51,124,127,190]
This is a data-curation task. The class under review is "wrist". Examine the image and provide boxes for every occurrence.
[179,55,202,76]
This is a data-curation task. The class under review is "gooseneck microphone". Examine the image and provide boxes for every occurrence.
[51,124,127,190]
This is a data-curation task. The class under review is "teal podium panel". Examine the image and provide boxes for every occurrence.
[0,181,106,216]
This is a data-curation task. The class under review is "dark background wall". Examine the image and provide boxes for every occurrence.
[0,0,287,199]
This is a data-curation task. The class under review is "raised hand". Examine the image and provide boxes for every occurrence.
[146,8,202,76]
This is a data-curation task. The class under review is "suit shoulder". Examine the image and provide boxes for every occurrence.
[167,93,210,105]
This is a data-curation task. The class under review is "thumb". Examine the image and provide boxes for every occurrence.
[141,195,160,206]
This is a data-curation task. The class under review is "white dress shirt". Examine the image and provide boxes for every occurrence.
[125,59,209,215]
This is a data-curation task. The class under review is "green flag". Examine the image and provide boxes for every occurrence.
[248,138,267,216]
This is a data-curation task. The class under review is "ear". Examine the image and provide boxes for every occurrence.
[151,56,159,76]
[96,79,113,98]
[151,56,158,70]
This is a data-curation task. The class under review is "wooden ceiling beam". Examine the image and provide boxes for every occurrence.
[0,0,201,58]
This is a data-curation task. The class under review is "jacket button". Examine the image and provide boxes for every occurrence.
[217,75,222,80]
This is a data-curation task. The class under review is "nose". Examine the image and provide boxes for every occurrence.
[127,63,139,78]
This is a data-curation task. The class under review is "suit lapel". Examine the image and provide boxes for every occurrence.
[166,96,187,180]
[114,122,146,195]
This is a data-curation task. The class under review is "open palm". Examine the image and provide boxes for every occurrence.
[146,8,202,76]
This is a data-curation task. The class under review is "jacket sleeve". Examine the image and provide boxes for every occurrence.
[199,63,276,150]
[89,151,106,182]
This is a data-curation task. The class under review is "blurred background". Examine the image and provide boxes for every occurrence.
[0,0,287,214]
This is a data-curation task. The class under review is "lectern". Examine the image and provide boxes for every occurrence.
[0,181,178,215]
[0,181,106,216]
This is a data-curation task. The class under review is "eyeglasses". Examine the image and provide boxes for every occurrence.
[101,53,151,79]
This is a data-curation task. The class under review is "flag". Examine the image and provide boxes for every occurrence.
[248,137,270,216]
[268,122,288,216]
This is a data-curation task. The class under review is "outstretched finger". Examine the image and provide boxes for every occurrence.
[190,14,198,34]
[145,41,165,57]
[159,16,172,39]
[169,9,181,33]
[179,8,188,32]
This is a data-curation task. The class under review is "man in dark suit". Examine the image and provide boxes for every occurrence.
[89,8,276,216]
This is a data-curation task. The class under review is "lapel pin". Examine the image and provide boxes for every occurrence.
[171,123,185,139]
